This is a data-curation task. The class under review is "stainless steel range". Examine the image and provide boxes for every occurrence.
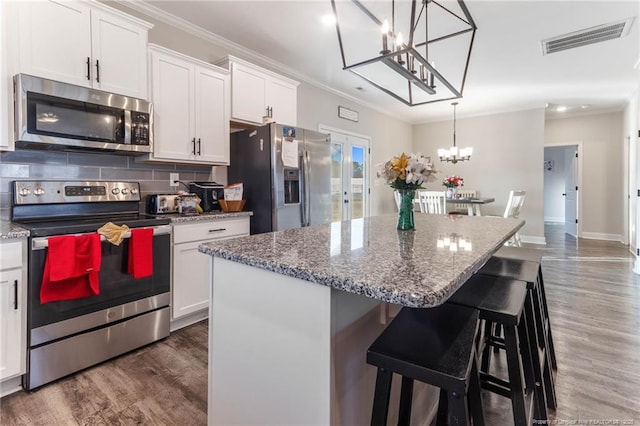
[12,180,172,390]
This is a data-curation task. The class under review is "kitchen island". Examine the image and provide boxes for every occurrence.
[199,214,524,425]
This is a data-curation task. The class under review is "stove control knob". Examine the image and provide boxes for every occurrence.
[19,187,31,197]
[121,188,129,195]
[130,187,138,195]
[111,188,120,195]
[33,187,45,196]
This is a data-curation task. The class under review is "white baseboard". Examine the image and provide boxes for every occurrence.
[544,217,564,223]
[0,376,23,398]
[520,235,547,245]
[170,309,208,333]
[581,232,623,242]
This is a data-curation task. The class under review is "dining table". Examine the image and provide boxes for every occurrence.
[446,196,495,216]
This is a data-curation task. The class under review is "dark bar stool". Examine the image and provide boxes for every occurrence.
[493,246,557,370]
[446,274,548,426]
[478,256,557,410]
[367,304,484,426]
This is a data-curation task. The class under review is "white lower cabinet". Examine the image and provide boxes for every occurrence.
[172,218,250,325]
[0,240,27,387]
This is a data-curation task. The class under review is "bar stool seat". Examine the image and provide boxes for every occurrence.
[447,274,547,426]
[367,304,484,426]
[478,256,557,410]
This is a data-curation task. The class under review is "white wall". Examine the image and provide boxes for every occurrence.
[623,89,638,250]
[545,112,624,241]
[543,146,570,222]
[413,108,546,243]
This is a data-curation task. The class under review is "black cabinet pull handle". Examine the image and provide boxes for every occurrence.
[14,280,18,310]
[197,138,201,155]
[269,106,273,118]
[208,228,226,233]
[95,60,100,83]
[86,57,91,80]
[192,137,196,155]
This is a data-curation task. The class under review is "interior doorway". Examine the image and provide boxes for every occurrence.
[319,125,371,222]
[543,143,582,238]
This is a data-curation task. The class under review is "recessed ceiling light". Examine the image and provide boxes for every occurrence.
[580,105,590,109]
[556,106,568,112]
[321,14,336,26]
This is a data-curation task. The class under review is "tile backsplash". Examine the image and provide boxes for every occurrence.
[0,149,226,220]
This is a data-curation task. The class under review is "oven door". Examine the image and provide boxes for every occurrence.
[27,225,171,346]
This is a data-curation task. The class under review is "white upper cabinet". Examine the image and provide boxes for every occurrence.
[217,56,299,126]
[146,44,230,165]
[17,0,152,99]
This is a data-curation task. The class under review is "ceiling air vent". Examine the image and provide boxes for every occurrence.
[541,18,635,55]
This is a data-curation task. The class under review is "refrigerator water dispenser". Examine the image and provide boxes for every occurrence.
[284,168,300,204]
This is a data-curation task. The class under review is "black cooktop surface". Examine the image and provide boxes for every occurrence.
[15,213,171,237]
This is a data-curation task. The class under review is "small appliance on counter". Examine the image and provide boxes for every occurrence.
[188,182,225,212]
[147,194,180,214]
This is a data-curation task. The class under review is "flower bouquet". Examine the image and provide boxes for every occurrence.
[377,152,436,230]
[442,175,464,199]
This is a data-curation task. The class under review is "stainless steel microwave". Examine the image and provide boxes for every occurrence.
[14,74,152,154]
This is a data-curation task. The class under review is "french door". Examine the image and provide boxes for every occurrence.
[320,125,371,222]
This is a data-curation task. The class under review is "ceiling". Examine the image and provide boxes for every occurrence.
[137,0,639,123]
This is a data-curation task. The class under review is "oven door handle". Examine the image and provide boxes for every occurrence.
[31,225,173,250]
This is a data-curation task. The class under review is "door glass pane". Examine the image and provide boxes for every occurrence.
[351,145,365,219]
[331,143,343,222]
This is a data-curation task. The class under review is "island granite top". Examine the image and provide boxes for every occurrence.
[199,214,524,308]
[167,211,252,223]
[0,221,30,239]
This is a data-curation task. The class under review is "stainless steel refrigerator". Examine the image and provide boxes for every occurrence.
[229,123,332,235]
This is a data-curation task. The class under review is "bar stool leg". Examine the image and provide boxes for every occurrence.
[371,368,393,426]
[504,325,528,426]
[480,321,494,372]
[447,390,471,426]
[468,356,486,426]
[537,270,558,370]
[531,285,557,409]
[398,377,414,426]
[522,296,549,422]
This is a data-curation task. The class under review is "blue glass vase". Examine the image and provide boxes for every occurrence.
[397,189,416,231]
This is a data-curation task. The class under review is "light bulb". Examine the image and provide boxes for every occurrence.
[396,32,404,47]
[381,19,389,34]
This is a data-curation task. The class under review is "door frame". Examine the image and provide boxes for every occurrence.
[544,141,584,238]
[318,124,372,220]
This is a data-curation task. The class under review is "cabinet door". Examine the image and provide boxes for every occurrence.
[172,240,212,319]
[0,269,23,380]
[91,10,148,99]
[194,66,230,164]
[266,78,297,126]
[1,0,13,151]
[18,0,92,87]
[230,62,267,124]
[151,51,195,161]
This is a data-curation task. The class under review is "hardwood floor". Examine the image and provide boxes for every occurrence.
[2,223,639,425]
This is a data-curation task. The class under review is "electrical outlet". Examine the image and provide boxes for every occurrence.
[170,173,179,187]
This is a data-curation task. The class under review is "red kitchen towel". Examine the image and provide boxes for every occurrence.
[40,234,101,303]
[128,228,153,279]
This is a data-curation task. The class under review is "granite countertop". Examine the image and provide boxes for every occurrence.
[0,221,30,239]
[168,211,253,223]
[199,214,524,308]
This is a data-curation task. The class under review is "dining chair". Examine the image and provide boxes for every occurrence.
[453,189,477,214]
[416,191,447,214]
[503,190,526,246]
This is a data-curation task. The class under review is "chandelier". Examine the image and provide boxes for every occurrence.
[438,102,472,163]
[331,0,476,106]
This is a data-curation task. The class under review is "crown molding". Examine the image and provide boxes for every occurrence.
[112,0,411,125]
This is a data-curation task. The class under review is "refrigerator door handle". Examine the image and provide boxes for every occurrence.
[299,151,307,227]
[305,151,311,227]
